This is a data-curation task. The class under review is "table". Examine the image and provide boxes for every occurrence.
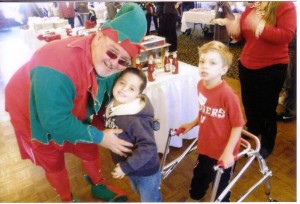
[181,9,215,33]
[20,17,71,51]
[143,61,200,153]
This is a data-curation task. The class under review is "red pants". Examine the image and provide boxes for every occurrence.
[33,141,103,201]
[33,141,99,172]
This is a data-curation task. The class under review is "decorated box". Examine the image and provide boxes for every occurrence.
[141,35,166,49]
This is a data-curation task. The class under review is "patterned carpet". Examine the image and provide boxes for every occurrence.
[177,30,244,80]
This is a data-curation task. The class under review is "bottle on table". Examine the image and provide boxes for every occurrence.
[135,57,142,70]
[147,56,155,82]
[172,52,179,74]
[154,53,161,69]
[164,50,171,72]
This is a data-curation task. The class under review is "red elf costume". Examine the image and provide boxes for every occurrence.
[5,3,146,202]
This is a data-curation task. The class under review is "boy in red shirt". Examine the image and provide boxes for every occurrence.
[177,41,245,201]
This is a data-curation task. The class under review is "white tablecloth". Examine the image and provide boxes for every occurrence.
[143,61,200,153]
[20,27,71,51]
[181,9,215,32]
[20,17,71,51]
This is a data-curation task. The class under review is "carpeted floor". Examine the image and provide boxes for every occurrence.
[176,29,244,80]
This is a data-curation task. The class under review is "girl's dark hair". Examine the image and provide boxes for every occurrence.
[114,67,147,93]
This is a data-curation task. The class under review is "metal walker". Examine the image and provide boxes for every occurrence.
[160,129,277,202]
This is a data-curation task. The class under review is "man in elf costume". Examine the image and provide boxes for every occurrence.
[5,3,146,202]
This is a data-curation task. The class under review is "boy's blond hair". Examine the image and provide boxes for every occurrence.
[198,41,233,67]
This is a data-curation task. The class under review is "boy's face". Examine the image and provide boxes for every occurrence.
[113,72,142,105]
[198,50,228,87]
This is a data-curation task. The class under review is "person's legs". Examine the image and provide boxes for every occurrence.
[128,171,162,202]
[157,13,164,36]
[72,143,127,202]
[240,63,287,158]
[238,62,261,136]
[45,168,73,202]
[33,142,73,202]
[146,13,152,35]
[215,165,235,201]
[153,15,159,32]
[66,17,75,28]
[164,14,178,52]
[255,64,287,157]
[189,154,215,200]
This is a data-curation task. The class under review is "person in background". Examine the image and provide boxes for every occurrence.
[106,68,162,202]
[182,2,194,12]
[75,2,90,26]
[181,2,194,36]
[200,2,216,37]
[145,2,158,35]
[213,2,296,158]
[155,2,164,36]
[105,2,121,20]
[213,1,235,45]
[58,2,75,28]
[47,2,59,17]
[162,2,181,53]
[277,31,296,121]
[177,41,245,202]
[5,3,146,202]
[87,8,97,25]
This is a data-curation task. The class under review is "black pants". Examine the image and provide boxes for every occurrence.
[157,12,164,36]
[146,13,158,35]
[238,62,287,151]
[160,14,178,52]
[190,154,234,202]
[66,17,75,28]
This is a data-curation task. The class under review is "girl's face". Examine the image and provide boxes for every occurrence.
[198,50,228,88]
[113,72,142,106]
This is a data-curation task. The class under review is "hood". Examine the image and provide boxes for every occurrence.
[106,94,154,118]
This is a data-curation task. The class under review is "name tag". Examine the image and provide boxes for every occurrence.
[198,93,207,106]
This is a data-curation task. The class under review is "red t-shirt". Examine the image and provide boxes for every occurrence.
[197,80,245,160]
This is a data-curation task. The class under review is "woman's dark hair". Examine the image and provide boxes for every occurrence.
[114,67,147,93]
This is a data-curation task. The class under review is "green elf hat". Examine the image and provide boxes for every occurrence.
[100,3,147,58]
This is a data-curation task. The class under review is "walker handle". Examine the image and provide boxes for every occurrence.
[174,128,185,136]
[217,155,238,168]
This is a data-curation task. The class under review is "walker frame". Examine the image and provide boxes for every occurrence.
[160,129,276,202]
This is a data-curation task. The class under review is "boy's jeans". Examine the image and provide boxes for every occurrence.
[128,171,162,202]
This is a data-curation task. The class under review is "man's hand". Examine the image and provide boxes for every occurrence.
[100,129,133,157]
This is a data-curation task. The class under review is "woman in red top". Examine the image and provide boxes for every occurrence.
[58,2,75,28]
[213,2,296,158]
[145,2,158,35]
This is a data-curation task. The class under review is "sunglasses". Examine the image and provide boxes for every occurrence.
[106,49,131,67]
[104,35,131,67]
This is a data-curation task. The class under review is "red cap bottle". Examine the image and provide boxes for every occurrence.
[147,57,155,82]
[172,52,179,74]
[164,51,171,72]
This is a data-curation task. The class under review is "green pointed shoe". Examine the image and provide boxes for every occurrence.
[84,175,127,202]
